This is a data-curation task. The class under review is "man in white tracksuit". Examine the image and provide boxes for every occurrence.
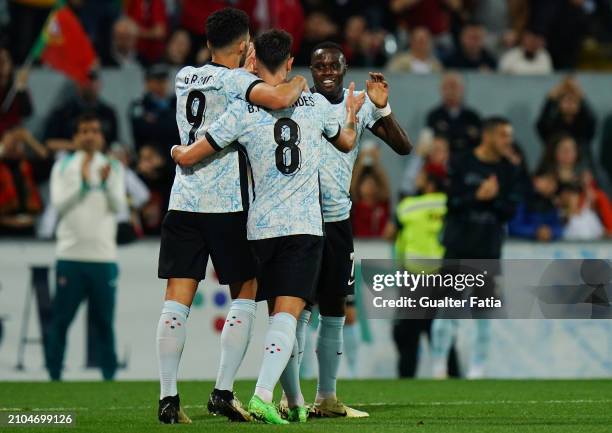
[46,112,126,381]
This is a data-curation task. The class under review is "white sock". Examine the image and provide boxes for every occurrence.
[254,312,297,403]
[296,310,311,365]
[343,323,360,378]
[280,309,311,406]
[315,315,345,403]
[279,340,304,407]
[157,300,189,399]
[215,299,257,391]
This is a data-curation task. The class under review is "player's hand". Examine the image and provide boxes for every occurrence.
[475,175,499,201]
[100,164,111,183]
[244,42,256,74]
[536,225,553,242]
[292,75,309,92]
[171,144,188,164]
[81,154,92,183]
[366,72,389,108]
[347,81,366,119]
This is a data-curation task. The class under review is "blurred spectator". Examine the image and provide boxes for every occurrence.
[109,143,150,244]
[342,15,368,65]
[473,0,517,52]
[400,130,449,196]
[387,26,443,73]
[163,29,192,66]
[0,48,33,137]
[100,16,140,69]
[536,77,596,163]
[180,0,255,61]
[508,171,563,242]
[252,0,305,54]
[529,0,592,70]
[136,144,173,234]
[44,70,118,152]
[46,113,126,381]
[498,29,553,75]
[125,0,168,65]
[351,27,389,67]
[350,142,391,238]
[600,113,612,186]
[538,134,585,185]
[559,182,604,240]
[77,0,121,64]
[426,72,481,152]
[540,134,612,236]
[444,21,497,70]
[390,0,450,36]
[7,0,54,64]
[129,64,178,155]
[295,12,339,65]
[0,126,48,236]
[393,167,461,378]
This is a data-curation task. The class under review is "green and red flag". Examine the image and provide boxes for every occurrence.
[29,0,97,83]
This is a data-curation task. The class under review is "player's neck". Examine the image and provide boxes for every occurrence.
[258,70,287,87]
[315,86,344,104]
[210,53,241,69]
[474,144,501,163]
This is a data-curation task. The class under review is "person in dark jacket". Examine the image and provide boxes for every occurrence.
[44,70,119,152]
[129,64,179,156]
[426,72,481,153]
[536,77,596,164]
[431,117,523,379]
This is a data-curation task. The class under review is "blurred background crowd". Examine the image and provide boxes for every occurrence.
[1,0,612,242]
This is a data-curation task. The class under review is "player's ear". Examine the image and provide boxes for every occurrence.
[287,57,294,72]
[206,40,212,51]
[238,39,247,56]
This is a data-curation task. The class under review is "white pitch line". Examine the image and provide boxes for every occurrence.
[2,399,612,412]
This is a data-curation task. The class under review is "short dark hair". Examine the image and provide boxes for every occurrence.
[205,8,249,50]
[482,116,511,133]
[311,41,343,57]
[74,112,100,133]
[254,29,293,73]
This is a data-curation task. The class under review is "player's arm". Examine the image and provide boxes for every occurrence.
[248,75,308,110]
[172,102,244,166]
[327,82,365,153]
[171,133,219,167]
[366,72,413,155]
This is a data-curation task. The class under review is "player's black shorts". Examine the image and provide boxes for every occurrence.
[316,218,356,301]
[251,235,324,304]
[158,210,256,284]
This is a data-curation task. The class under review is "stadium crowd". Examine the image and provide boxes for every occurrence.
[1,0,612,241]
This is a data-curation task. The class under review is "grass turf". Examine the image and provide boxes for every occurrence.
[1,379,611,432]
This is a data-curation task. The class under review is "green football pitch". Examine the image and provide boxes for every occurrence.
[1,379,611,432]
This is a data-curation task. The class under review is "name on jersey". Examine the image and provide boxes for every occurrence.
[184,74,213,86]
[246,95,316,114]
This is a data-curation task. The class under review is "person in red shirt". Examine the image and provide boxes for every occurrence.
[350,142,391,238]
[125,0,168,65]
[0,125,48,236]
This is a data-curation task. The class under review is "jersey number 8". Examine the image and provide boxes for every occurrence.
[274,118,301,176]
[186,90,206,145]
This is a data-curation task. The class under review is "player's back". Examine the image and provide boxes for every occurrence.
[170,63,259,213]
[207,92,341,240]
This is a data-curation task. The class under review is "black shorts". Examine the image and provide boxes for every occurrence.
[251,235,324,304]
[315,218,356,301]
[158,210,256,284]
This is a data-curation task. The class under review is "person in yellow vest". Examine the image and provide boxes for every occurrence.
[392,169,460,377]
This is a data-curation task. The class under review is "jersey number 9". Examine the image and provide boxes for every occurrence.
[186,90,206,145]
[274,118,301,176]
